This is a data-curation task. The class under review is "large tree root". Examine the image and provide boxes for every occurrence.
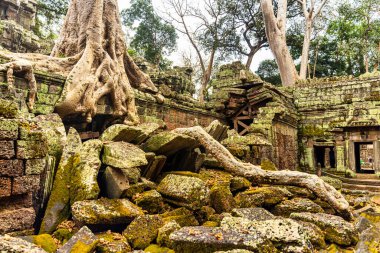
[0,0,159,124]
[0,60,37,111]
[173,126,353,220]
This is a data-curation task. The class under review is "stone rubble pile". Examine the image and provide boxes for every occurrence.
[0,117,379,253]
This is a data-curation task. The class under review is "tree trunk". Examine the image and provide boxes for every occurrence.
[0,0,158,125]
[246,53,254,70]
[174,126,353,220]
[199,48,215,102]
[245,46,261,69]
[300,18,312,79]
[261,0,299,86]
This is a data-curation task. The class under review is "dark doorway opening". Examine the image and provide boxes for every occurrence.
[314,146,336,169]
[355,142,375,174]
[314,146,325,168]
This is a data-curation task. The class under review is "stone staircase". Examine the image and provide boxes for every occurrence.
[322,171,380,192]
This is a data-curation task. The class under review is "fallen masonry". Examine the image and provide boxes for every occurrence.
[0,112,379,252]
[0,8,380,250]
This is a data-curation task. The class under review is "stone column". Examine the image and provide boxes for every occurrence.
[305,147,315,171]
[336,145,346,172]
[347,140,355,172]
[374,141,380,173]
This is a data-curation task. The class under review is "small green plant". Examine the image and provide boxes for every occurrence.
[376,172,380,179]
[345,169,356,178]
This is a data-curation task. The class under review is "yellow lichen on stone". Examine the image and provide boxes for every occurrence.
[260,158,278,171]
[32,234,58,253]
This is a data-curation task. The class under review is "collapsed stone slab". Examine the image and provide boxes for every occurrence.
[100,123,160,144]
[142,132,197,156]
[221,217,313,252]
[57,226,98,253]
[157,174,209,210]
[290,212,359,246]
[0,235,48,253]
[231,208,275,221]
[68,139,103,204]
[71,198,144,226]
[123,215,164,249]
[169,226,277,253]
[355,226,380,252]
[40,127,82,234]
[102,142,148,169]
[234,187,293,208]
[272,198,324,217]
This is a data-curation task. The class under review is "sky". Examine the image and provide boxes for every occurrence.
[117,0,274,72]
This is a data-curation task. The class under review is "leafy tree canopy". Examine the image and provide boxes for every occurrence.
[122,0,177,68]
[33,0,69,39]
[256,59,282,85]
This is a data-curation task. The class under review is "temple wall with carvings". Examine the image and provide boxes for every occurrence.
[295,76,380,174]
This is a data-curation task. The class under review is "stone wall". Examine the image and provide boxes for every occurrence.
[295,76,380,173]
[0,113,65,234]
[0,0,43,53]
[0,69,226,133]
[0,0,37,30]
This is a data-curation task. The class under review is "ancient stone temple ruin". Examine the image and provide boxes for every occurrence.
[0,2,379,253]
[0,0,43,52]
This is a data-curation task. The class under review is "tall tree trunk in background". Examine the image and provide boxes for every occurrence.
[245,46,261,69]
[298,0,328,79]
[199,48,216,102]
[300,18,312,79]
[261,0,299,86]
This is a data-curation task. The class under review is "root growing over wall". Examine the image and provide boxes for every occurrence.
[0,0,158,124]
[174,126,353,220]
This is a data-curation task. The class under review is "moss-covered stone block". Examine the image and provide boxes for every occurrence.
[123,215,164,249]
[230,177,251,193]
[70,139,103,204]
[209,182,235,213]
[39,128,82,234]
[142,132,196,156]
[272,198,324,217]
[0,118,18,140]
[133,190,165,214]
[260,158,278,171]
[0,98,19,118]
[290,212,359,246]
[32,234,57,253]
[16,139,48,159]
[157,174,209,210]
[157,221,181,248]
[235,187,293,208]
[160,208,199,227]
[144,244,175,253]
[169,226,276,253]
[71,198,143,226]
[102,142,148,170]
[100,123,160,144]
[36,93,60,105]
[57,226,98,253]
[96,232,132,253]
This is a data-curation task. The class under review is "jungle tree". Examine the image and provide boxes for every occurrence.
[122,0,177,67]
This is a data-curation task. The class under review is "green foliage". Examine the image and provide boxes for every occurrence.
[122,0,177,68]
[305,0,380,78]
[256,59,281,85]
[33,0,69,39]
[217,0,268,67]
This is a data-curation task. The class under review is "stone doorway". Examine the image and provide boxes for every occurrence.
[314,145,336,170]
[354,142,375,174]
